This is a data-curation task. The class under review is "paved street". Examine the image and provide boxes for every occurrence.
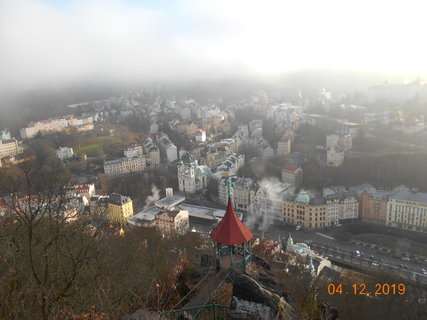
[263,223,427,284]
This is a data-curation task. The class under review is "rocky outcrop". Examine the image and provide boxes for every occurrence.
[122,310,165,320]
[228,273,300,320]
[319,303,339,320]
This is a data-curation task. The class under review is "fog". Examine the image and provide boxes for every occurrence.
[1,0,427,93]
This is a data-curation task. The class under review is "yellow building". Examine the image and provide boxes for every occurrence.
[283,190,327,229]
[107,193,134,226]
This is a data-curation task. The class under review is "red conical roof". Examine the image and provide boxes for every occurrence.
[210,197,253,245]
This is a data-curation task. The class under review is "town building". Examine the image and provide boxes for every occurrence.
[323,186,359,225]
[20,115,94,139]
[158,134,178,163]
[277,137,291,155]
[326,145,344,167]
[215,153,245,175]
[107,194,134,226]
[155,210,189,235]
[387,186,427,232]
[250,181,295,222]
[56,146,74,160]
[124,144,143,158]
[0,130,11,140]
[74,183,96,200]
[141,136,160,165]
[350,184,388,225]
[0,138,21,159]
[282,166,303,187]
[283,190,327,229]
[177,160,211,194]
[250,136,274,158]
[217,176,255,212]
[150,123,159,134]
[195,129,206,142]
[103,155,146,175]
[248,120,263,137]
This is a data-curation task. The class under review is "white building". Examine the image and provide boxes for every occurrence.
[177,160,211,194]
[124,144,143,158]
[323,187,359,225]
[195,129,206,142]
[0,138,21,159]
[277,137,291,155]
[326,145,345,167]
[20,115,94,139]
[217,176,255,212]
[104,155,146,175]
[326,135,340,149]
[387,185,427,232]
[158,134,177,163]
[150,123,159,134]
[56,147,74,160]
[215,153,245,175]
[248,120,263,137]
[282,166,303,187]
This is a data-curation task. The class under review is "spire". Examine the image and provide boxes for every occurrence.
[227,178,233,197]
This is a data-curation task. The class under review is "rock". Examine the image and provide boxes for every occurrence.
[230,274,300,320]
[319,303,339,320]
[252,255,271,271]
[122,310,165,320]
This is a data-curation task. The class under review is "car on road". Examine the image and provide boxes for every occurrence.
[372,262,379,267]
[355,250,361,257]
[421,268,427,275]
[398,264,408,270]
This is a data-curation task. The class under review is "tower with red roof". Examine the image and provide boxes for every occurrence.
[210,177,253,270]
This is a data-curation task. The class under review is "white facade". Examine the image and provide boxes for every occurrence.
[323,187,359,225]
[104,156,146,175]
[327,146,344,167]
[56,147,74,160]
[150,123,159,134]
[195,129,206,142]
[326,135,340,149]
[177,160,210,194]
[20,115,94,139]
[158,134,178,163]
[124,145,143,158]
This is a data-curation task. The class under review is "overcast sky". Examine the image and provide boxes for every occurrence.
[1,0,426,91]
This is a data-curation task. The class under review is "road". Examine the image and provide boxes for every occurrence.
[264,223,427,284]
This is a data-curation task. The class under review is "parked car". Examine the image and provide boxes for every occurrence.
[402,256,410,261]
[421,268,427,275]
[355,250,361,257]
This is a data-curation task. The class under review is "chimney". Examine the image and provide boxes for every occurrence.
[166,188,173,199]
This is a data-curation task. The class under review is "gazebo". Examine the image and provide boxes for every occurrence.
[209,179,254,270]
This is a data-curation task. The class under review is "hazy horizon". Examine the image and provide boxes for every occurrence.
[1,0,427,93]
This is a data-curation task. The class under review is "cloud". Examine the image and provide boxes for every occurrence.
[1,0,426,91]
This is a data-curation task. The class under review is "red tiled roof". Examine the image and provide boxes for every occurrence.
[210,197,253,245]
[282,165,299,172]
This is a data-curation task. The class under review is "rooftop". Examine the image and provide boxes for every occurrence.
[209,197,253,245]
[154,194,185,210]
[108,193,132,205]
[282,165,299,172]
